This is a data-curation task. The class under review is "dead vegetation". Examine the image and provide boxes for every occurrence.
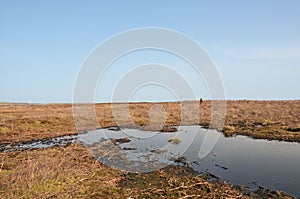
[0,100,300,144]
[0,144,121,198]
[1,100,298,198]
[0,144,293,198]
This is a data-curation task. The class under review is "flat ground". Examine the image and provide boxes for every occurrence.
[0,100,299,198]
[0,100,299,144]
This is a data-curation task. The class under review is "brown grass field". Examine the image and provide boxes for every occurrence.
[0,100,299,144]
[0,100,299,198]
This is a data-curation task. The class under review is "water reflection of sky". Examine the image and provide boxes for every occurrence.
[80,126,300,197]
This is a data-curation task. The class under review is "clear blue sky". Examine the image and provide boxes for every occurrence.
[1,0,300,103]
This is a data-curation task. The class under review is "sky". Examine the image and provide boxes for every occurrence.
[1,0,300,103]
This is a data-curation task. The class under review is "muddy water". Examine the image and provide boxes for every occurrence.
[79,126,300,197]
[0,135,78,152]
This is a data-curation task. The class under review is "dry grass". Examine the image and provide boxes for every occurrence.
[0,144,122,198]
[0,100,300,144]
[168,137,181,145]
[223,100,300,142]
[0,144,292,198]
[0,103,75,144]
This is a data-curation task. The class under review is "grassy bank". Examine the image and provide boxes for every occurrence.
[0,144,292,198]
[0,100,299,144]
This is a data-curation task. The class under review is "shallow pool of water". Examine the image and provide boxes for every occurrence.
[79,126,300,197]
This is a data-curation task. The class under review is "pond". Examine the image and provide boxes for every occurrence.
[79,126,300,197]
[1,125,299,197]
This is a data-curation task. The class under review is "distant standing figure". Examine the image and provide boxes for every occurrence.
[200,98,203,104]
